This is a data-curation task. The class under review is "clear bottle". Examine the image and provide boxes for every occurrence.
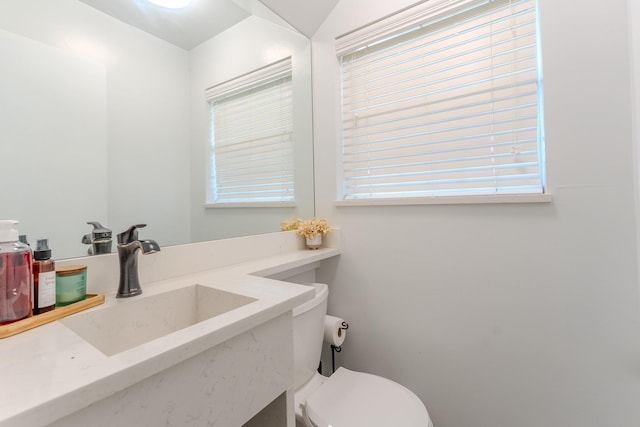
[0,220,33,324]
[33,239,55,314]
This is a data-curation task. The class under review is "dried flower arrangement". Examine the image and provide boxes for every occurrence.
[280,217,302,231]
[296,217,331,239]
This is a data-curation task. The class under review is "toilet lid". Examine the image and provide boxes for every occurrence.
[304,367,431,427]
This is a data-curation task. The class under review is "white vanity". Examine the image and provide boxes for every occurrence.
[0,231,340,427]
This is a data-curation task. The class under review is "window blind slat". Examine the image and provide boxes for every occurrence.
[338,0,543,200]
[217,173,295,186]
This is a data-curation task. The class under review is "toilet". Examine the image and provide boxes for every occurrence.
[293,283,434,427]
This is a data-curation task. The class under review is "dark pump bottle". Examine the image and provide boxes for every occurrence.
[33,239,55,314]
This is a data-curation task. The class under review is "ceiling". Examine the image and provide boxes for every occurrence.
[78,0,340,50]
[79,0,249,50]
[260,0,340,37]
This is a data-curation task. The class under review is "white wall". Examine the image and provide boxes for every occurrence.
[0,0,191,256]
[189,16,314,241]
[313,1,640,426]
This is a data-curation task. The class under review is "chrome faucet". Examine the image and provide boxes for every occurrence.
[116,224,160,298]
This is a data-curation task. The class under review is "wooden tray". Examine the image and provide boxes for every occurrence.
[0,293,105,339]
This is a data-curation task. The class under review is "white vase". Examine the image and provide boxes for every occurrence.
[305,235,322,250]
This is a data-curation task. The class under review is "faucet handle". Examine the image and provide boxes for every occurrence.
[117,224,147,244]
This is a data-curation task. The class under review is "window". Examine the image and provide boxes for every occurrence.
[337,0,544,201]
[205,57,294,205]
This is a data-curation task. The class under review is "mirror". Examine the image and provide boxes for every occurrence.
[0,0,314,259]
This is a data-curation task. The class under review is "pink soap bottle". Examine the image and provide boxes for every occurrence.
[0,220,33,325]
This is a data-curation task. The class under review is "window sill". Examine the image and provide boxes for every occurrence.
[204,201,297,209]
[335,193,552,207]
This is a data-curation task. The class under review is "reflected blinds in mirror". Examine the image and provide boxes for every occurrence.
[205,57,294,204]
[336,0,544,200]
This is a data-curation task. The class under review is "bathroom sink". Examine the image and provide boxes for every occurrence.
[61,284,257,356]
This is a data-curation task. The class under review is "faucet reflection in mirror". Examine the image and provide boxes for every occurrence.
[81,221,113,255]
[116,224,160,298]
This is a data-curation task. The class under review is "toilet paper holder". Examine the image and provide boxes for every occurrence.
[332,320,349,350]
[330,321,348,373]
[339,320,349,333]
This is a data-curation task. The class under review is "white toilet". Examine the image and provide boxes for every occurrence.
[293,283,434,427]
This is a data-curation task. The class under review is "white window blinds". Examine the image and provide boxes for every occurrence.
[205,57,294,204]
[337,0,544,200]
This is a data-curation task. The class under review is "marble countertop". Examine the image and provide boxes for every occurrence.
[0,246,339,427]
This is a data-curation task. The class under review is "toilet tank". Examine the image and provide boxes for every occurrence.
[292,283,328,390]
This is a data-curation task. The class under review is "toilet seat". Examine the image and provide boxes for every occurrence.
[302,367,432,427]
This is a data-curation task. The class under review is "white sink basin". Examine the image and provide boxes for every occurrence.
[61,284,257,356]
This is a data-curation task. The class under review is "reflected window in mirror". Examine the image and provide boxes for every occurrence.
[205,57,295,206]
